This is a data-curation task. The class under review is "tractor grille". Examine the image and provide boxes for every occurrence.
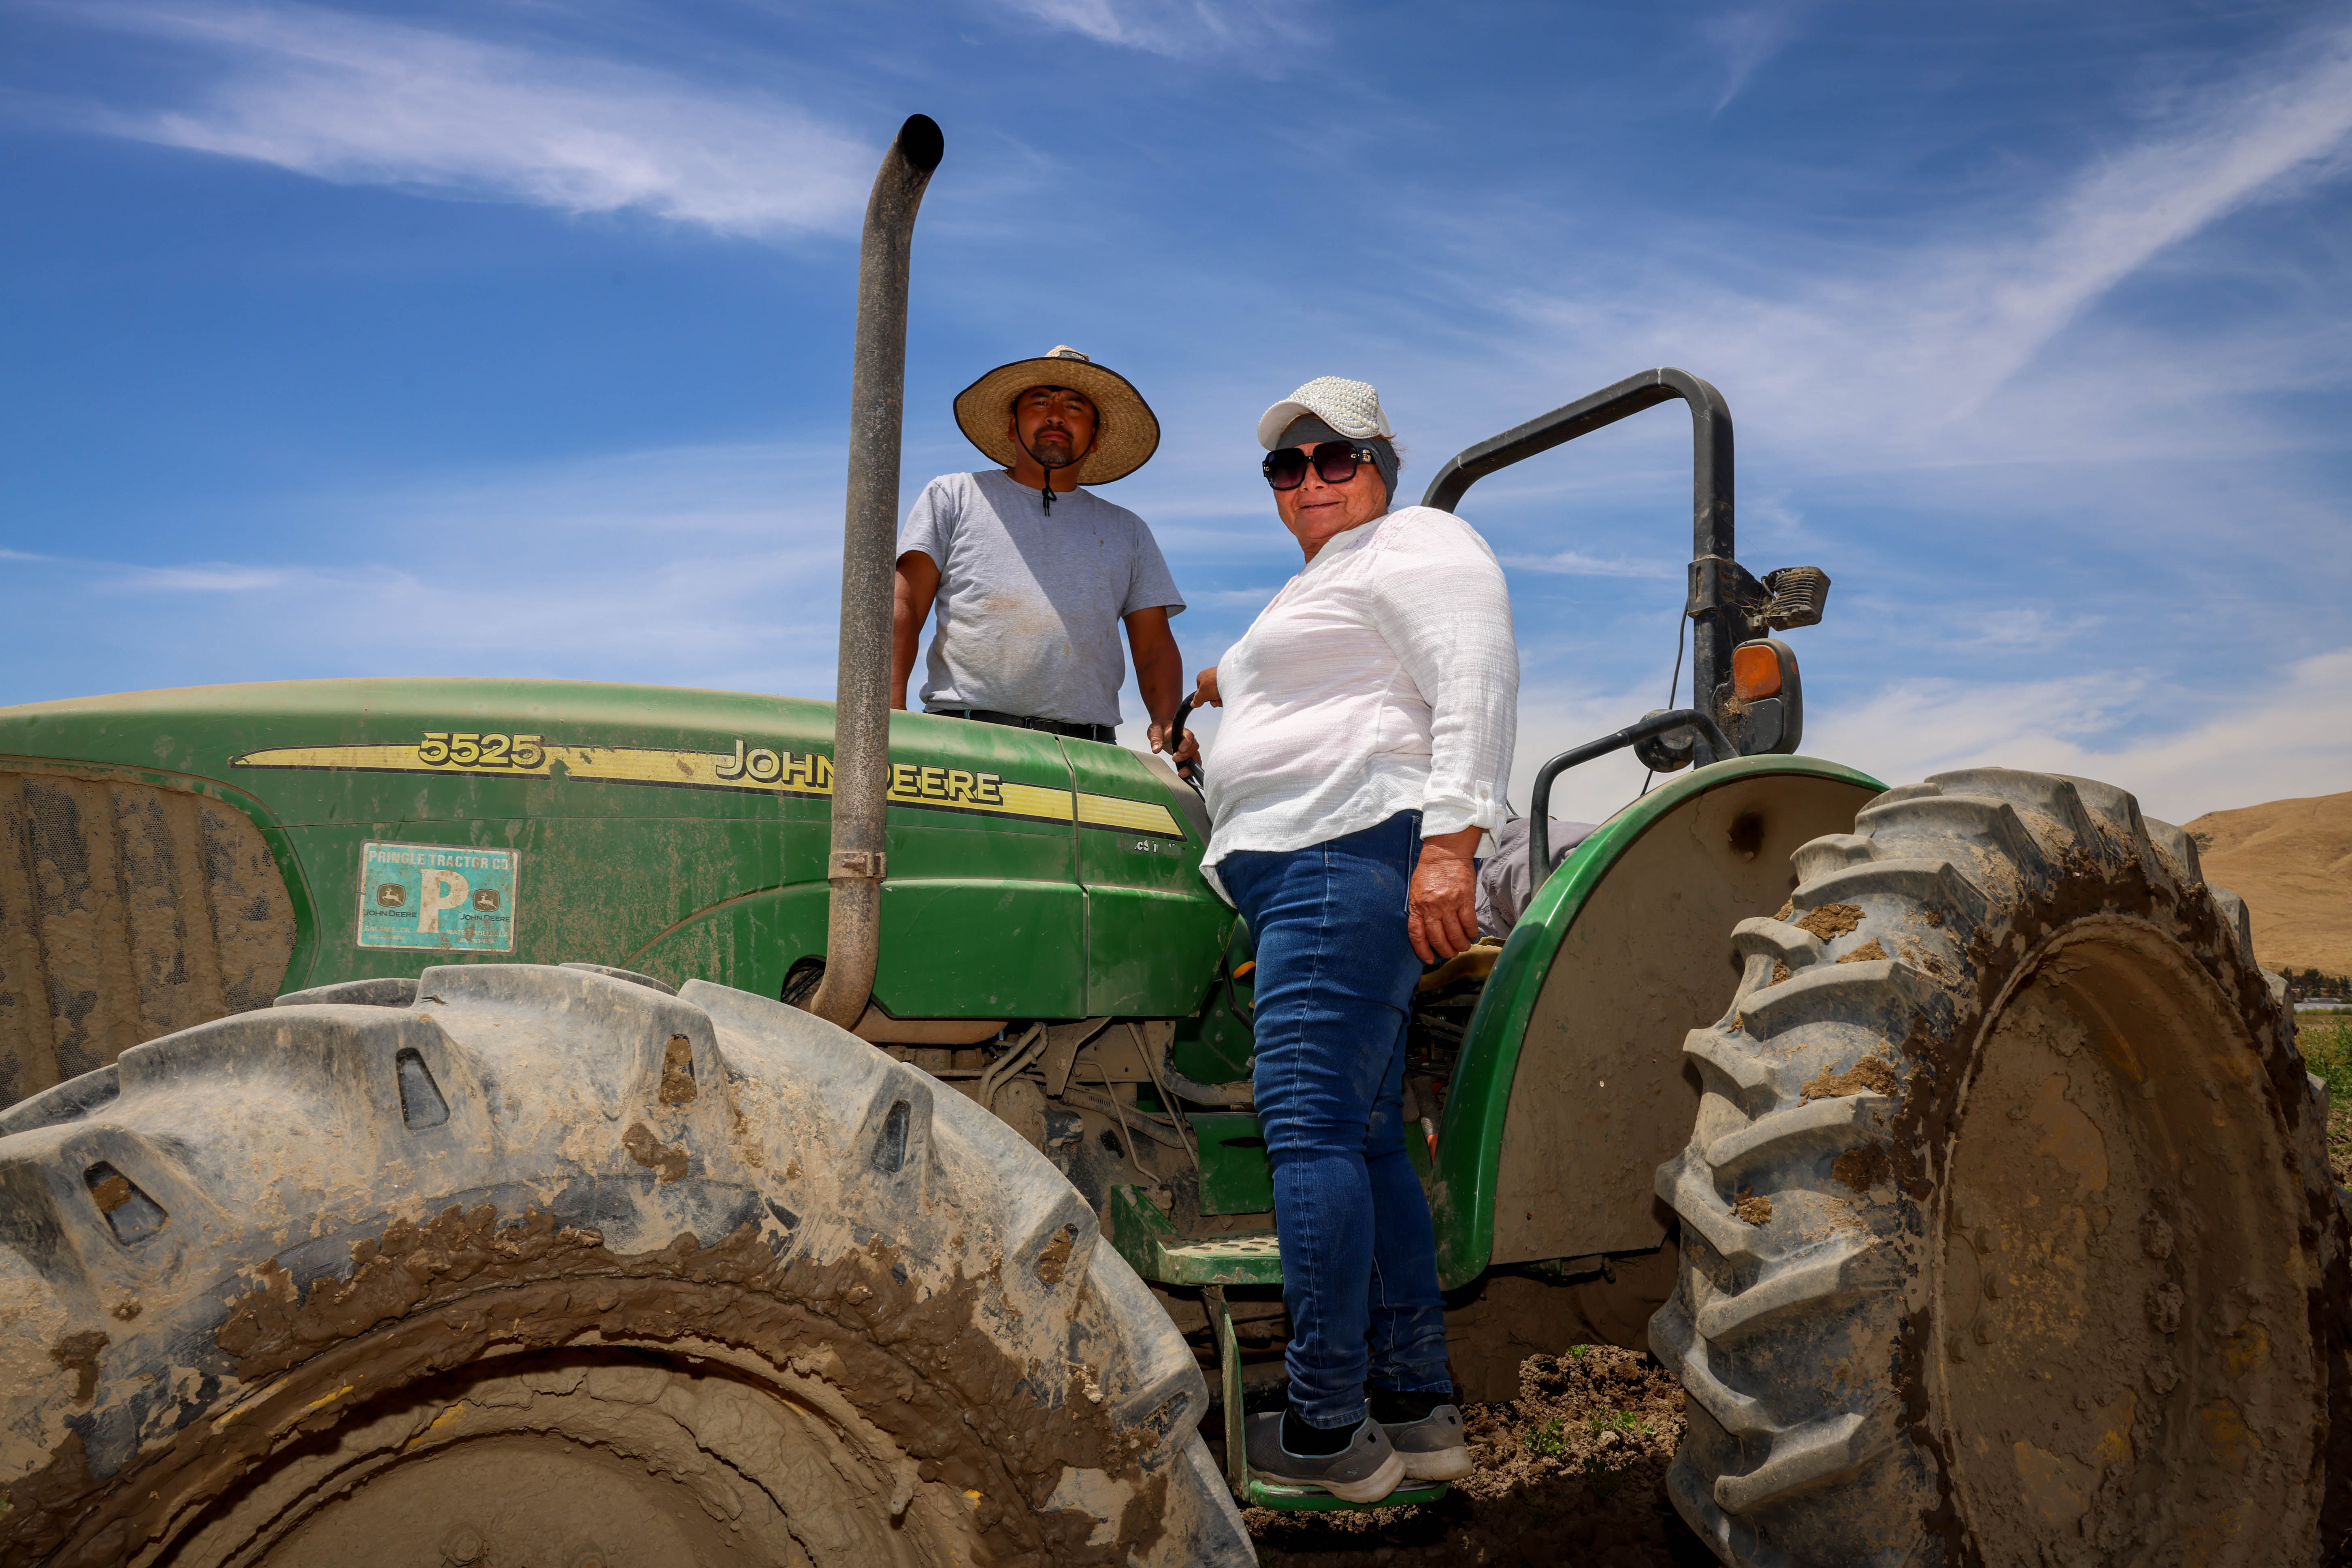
[0,771,295,1106]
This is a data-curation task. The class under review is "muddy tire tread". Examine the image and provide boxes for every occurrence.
[1649,767,2351,1567]
[0,965,1249,1566]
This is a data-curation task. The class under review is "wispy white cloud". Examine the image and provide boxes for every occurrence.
[1511,647,2352,832]
[1804,647,2352,824]
[990,0,1318,62]
[0,441,854,704]
[111,564,307,592]
[1489,14,2352,472]
[1701,3,1808,115]
[1505,550,1679,578]
[57,2,874,236]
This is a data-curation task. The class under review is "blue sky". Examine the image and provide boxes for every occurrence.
[2,0,2348,825]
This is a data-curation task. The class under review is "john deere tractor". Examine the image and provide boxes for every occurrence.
[2,118,2344,1568]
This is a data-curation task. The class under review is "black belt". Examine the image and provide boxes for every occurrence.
[930,708,1116,744]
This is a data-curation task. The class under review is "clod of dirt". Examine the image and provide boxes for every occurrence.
[87,1176,133,1216]
[48,1332,109,1405]
[1838,939,1889,965]
[620,1121,688,1183]
[1734,1190,1773,1225]
[1770,960,1791,986]
[1802,1057,1898,1100]
[109,1301,141,1323]
[1035,1224,1077,1285]
[1832,1144,1892,1193]
[1796,903,1864,941]
[1246,1346,1697,1568]
[1898,942,1946,977]
[656,1036,697,1106]
[1773,901,1795,922]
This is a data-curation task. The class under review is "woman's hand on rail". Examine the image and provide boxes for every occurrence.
[1408,827,1483,964]
[1192,667,1222,707]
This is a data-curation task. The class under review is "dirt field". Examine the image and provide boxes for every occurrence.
[2186,789,2352,977]
[1239,1013,2352,1567]
[1244,1346,1711,1567]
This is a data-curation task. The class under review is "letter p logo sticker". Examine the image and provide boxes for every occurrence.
[417,869,470,933]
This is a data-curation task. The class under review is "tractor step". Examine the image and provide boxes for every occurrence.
[1197,1279,1449,1516]
[1112,1189,1447,1513]
[1108,1184,1284,1286]
[1245,1479,1451,1513]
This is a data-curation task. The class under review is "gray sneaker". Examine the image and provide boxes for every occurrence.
[1244,1412,1407,1503]
[1378,1402,1472,1481]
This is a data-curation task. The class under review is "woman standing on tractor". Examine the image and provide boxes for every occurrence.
[1191,377,1518,1502]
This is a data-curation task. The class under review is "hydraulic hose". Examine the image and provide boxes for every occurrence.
[807,115,944,1030]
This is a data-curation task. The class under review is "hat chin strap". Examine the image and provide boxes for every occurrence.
[1017,427,1086,514]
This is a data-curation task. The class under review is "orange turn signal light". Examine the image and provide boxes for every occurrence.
[1732,643,1784,701]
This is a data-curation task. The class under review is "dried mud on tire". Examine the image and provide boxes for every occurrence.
[0,965,1251,1567]
[1248,1346,1712,1568]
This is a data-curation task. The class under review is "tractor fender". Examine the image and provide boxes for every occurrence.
[1430,755,1885,1291]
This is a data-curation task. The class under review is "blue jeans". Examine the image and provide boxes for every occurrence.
[1218,812,1453,1428]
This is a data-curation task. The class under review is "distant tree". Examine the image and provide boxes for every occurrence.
[2286,968,2352,1002]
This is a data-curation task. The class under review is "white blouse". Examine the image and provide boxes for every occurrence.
[1201,505,1518,900]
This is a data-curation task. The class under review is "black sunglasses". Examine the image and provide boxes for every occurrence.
[1262,440,1376,490]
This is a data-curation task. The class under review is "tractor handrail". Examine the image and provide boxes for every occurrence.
[1526,708,1734,887]
[1419,367,1730,549]
[1169,691,1203,789]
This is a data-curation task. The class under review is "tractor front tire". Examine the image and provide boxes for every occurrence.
[0,965,1250,1568]
[1651,769,2352,1566]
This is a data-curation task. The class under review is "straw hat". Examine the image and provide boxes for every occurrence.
[952,346,1160,486]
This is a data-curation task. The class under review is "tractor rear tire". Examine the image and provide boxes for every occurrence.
[0,965,1250,1568]
[1650,769,2352,1566]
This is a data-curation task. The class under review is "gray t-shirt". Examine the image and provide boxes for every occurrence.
[899,470,1185,727]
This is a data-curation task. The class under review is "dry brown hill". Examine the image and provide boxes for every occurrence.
[2182,789,2352,978]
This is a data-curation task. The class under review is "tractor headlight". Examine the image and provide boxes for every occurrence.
[1760,566,1831,630]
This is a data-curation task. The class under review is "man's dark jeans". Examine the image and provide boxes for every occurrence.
[1218,811,1453,1429]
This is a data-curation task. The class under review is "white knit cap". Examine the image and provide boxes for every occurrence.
[1257,376,1396,450]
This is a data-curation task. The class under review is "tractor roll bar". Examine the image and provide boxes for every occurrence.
[1526,707,1734,882]
[1420,366,1742,721]
[807,115,944,1031]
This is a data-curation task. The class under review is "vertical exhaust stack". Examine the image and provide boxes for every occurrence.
[806,114,944,1030]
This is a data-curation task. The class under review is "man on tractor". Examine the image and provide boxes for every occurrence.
[891,345,1198,766]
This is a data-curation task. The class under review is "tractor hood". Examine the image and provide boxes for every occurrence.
[0,677,1227,1100]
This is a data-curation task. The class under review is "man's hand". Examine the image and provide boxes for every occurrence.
[1193,667,1222,706]
[1148,721,1200,766]
[1408,826,1483,964]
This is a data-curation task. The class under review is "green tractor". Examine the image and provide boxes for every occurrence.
[2,119,2345,1568]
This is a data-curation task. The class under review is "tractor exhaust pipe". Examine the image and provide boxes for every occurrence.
[806,114,944,1030]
